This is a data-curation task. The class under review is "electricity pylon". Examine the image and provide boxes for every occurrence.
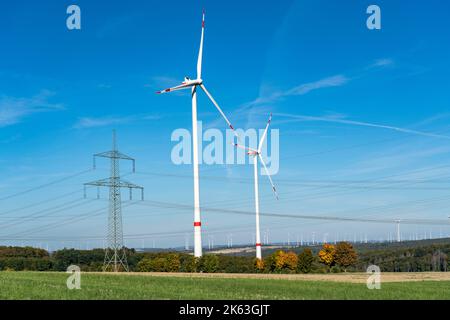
[84,130,143,272]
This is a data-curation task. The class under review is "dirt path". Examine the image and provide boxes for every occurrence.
[96,272,450,283]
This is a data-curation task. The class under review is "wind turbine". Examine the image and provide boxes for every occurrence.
[233,114,279,260]
[156,11,237,258]
[395,219,401,242]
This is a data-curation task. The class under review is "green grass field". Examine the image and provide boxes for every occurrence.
[0,272,449,300]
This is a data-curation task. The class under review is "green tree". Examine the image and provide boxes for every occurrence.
[198,255,219,273]
[179,255,198,273]
[164,253,181,272]
[297,248,314,273]
[218,256,254,273]
[149,257,167,272]
[137,258,153,272]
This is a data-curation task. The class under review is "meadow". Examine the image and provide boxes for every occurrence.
[0,272,449,300]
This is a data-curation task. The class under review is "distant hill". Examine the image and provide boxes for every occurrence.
[206,238,450,257]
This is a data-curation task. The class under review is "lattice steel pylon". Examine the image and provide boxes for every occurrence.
[84,130,143,272]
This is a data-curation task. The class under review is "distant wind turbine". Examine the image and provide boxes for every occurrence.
[233,114,279,260]
[156,11,237,258]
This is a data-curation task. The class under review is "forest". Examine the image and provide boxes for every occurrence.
[0,239,448,273]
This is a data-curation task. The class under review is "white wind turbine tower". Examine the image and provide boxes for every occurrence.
[156,10,237,258]
[234,114,279,260]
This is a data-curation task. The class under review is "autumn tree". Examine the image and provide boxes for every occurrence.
[318,244,336,271]
[297,248,314,273]
[267,250,298,273]
[334,242,358,271]
[254,258,265,273]
[284,251,299,273]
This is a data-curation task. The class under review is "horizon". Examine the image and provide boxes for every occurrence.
[1,0,450,250]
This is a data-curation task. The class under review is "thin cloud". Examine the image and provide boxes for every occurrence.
[191,58,393,131]
[285,75,350,96]
[74,113,162,129]
[340,145,450,176]
[242,58,394,111]
[0,90,63,127]
[275,113,450,140]
[206,75,350,130]
[242,75,350,110]
[74,116,132,129]
[369,58,394,68]
[413,112,450,128]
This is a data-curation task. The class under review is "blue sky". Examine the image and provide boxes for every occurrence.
[1,0,450,249]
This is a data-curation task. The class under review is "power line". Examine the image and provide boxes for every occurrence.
[199,165,450,209]
[131,200,450,226]
[136,170,450,187]
[133,163,450,212]
[0,189,84,217]
[0,198,93,229]
[0,169,92,201]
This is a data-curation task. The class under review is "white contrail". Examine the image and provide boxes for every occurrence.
[275,113,450,140]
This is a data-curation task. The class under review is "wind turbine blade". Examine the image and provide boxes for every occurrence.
[231,142,258,154]
[258,154,279,200]
[156,83,193,94]
[258,113,272,153]
[197,10,205,79]
[200,84,239,136]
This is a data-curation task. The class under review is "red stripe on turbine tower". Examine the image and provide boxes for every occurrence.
[256,243,262,247]
[194,222,202,227]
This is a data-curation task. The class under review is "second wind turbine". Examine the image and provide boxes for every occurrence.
[156,11,237,258]
[234,114,279,260]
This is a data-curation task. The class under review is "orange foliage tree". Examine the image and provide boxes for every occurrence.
[318,244,336,270]
[334,242,358,271]
[274,250,298,273]
[254,258,265,272]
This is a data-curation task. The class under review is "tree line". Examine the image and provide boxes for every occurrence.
[0,241,448,273]
[0,242,356,273]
